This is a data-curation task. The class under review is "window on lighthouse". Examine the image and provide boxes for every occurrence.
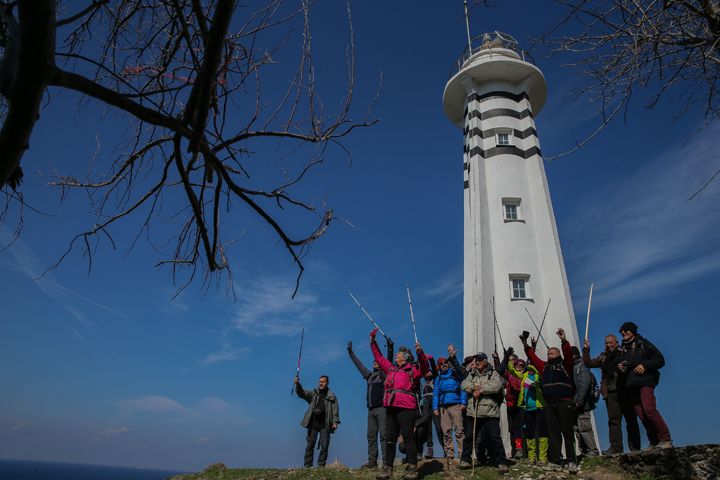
[497,132,511,146]
[509,275,531,300]
[504,204,518,220]
[502,198,522,222]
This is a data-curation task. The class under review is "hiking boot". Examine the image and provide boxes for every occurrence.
[403,464,418,480]
[458,460,471,469]
[361,461,378,469]
[585,450,599,457]
[498,464,509,474]
[375,465,392,480]
[424,446,433,459]
[602,448,621,455]
[656,441,673,449]
[567,462,579,474]
[546,462,562,471]
[513,449,524,459]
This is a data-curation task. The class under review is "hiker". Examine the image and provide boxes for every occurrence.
[432,357,466,461]
[495,349,524,459]
[370,328,429,480]
[421,355,445,458]
[522,328,578,472]
[399,377,434,464]
[508,351,548,464]
[617,322,672,450]
[294,375,340,468]
[583,334,641,454]
[347,337,394,468]
[570,346,600,457]
[459,352,509,474]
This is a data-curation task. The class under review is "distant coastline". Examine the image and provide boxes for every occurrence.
[0,458,185,480]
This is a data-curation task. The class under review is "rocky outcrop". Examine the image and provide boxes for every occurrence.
[617,444,720,480]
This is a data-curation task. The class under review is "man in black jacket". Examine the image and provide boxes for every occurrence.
[348,338,394,468]
[617,322,672,450]
[584,334,640,454]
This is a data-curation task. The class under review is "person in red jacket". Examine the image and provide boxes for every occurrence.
[522,328,578,473]
[370,328,429,480]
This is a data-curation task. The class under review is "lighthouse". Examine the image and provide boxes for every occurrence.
[442,32,581,359]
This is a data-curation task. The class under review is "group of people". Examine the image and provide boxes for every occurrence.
[293,321,671,479]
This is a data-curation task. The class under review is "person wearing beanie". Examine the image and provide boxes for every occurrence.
[370,329,428,480]
[459,352,509,474]
[583,334,641,454]
[522,328,579,473]
[508,353,548,464]
[432,356,466,462]
[347,337,394,469]
[617,322,672,450]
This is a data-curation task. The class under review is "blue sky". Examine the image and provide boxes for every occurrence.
[1,0,719,472]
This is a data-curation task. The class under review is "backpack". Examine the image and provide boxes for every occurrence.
[587,372,600,410]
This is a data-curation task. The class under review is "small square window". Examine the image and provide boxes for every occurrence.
[502,197,522,221]
[509,275,532,301]
[504,204,518,220]
[512,279,526,299]
[497,132,511,146]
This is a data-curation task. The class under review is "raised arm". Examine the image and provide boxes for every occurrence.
[524,345,546,374]
[416,345,429,377]
[561,339,574,375]
[386,337,395,363]
[447,344,467,378]
[370,330,392,373]
[582,339,603,368]
[347,342,371,379]
[295,380,313,403]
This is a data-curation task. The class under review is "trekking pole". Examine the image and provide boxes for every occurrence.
[523,307,549,349]
[348,292,388,340]
[290,327,305,396]
[472,398,478,473]
[406,285,419,344]
[490,297,506,352]
[584,283,594,342]
[537,298,552,340]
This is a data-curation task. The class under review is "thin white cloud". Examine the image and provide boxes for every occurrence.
[230,277,329,337]
[0,227,126,331]
[417,266,463,304]
[99,426,129,437]
[201,347,250,365]
[117,395,185,414]
[564,124,720,308]
[115,395,251,426]
[11,422,26,432]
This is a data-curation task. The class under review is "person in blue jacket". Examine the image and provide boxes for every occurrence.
[432,357,467,461]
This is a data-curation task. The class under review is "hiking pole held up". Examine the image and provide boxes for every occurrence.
[585,283,594,342]
[538,297,552,336]
[524,307,549,349]
[348,292,388,340]
[490,296,506,352]
[290,327,305,396]
[406,285,419,344]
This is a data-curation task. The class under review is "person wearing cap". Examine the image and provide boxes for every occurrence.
[432,356,466,462]
[459,352,509,474]
[583,334,641,454]
[508,352,548,464]
[370,328,429,480]
[347,337,394,468]
[494,348,524,459]
[522,328,578,472]
[617,322,672,450]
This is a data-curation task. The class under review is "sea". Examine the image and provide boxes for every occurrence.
[0,459,186,480]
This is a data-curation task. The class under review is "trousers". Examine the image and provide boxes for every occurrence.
[544,400,577,464]
[304,427,330,467]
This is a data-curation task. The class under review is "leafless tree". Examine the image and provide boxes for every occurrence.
[0,0,377,297]
[537,0,720,173]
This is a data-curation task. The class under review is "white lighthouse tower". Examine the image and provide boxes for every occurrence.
[443,32,581,359]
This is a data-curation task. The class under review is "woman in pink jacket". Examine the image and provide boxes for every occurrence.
[370,328,428,480]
